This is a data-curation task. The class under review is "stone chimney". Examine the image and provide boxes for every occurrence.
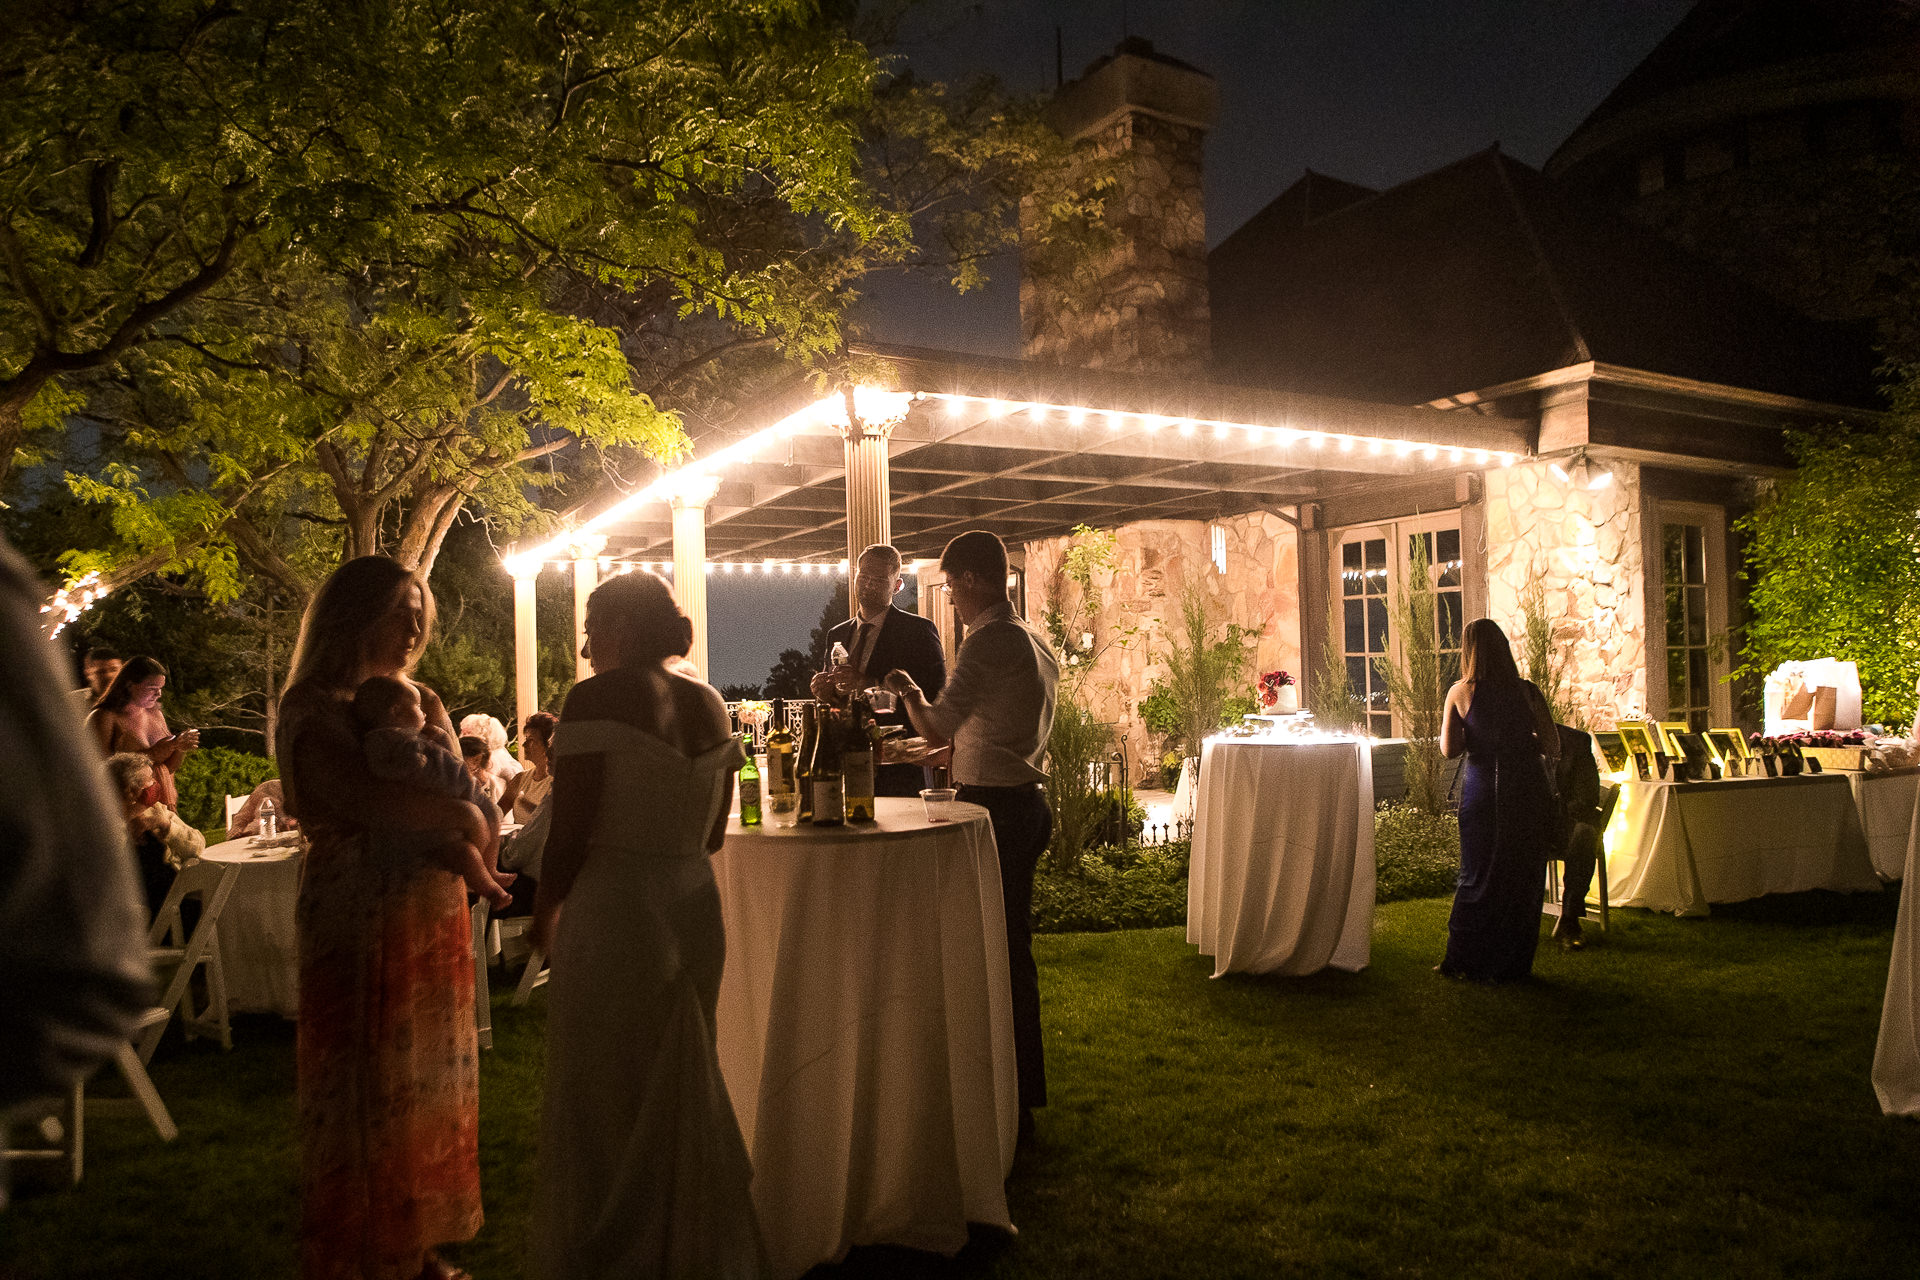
[1021,38,1219,375]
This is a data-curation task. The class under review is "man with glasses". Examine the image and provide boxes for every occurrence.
[811,543,947,796]
[884,530,1058,1146]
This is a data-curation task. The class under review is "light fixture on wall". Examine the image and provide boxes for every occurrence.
[1548,449,1614,491]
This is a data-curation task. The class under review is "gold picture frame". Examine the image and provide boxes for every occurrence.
[1615,720,1663,774]
[1656,720,1691,756]
[1706,729,1750,763]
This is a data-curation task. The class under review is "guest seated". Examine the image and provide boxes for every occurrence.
[228,778,296,838]
[500,711,556,823]
[460,734,505,805]
[494,795,549,919]
[106,751,204,918]
[87,655,198,810]
[459,712,522,789]
[350,676,509,907]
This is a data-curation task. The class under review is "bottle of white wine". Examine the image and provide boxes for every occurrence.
[843,701,875,823]
[764,698,796,808]
[737,733,761,826]
[811,708,845,826]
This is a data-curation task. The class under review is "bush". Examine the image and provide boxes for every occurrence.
[175,747,277,834]
[1374,802,1460,902]
[1034,841,1191,933]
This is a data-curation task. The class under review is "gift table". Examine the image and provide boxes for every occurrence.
[1873,785,1920,1114]
[199,835,302,1016]
[1603,773,1882,916]
[1187,735,1375,976]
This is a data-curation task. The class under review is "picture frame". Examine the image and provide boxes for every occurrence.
[1706,729,1749,764]
[1675,732,1715,782]
[1656,720,1692,756]
[1630,749,1651,781]
[1593,731,1631,776]
[1616,720,1662,772]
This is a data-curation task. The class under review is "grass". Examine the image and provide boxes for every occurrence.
[5,893,1919,1279]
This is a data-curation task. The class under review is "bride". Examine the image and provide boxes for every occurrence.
[531,571,766,1279]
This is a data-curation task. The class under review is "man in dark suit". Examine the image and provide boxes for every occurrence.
[812,543,947,796]
[1552,723,1603,949]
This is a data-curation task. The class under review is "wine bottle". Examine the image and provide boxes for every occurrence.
[843,701,875,823]
[765,698,796,806]
[811,707,845,826]
[738,733,762,826]
[795,705,817,824]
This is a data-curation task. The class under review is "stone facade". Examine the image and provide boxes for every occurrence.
[1481,459,1648,728]
[1021,112,1212,374]
[1023,511,1299,773]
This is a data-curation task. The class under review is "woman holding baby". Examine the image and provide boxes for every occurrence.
[277,556,510,1280]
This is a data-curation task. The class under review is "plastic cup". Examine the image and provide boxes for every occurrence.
[866,688,897,713]
[920,787,958,823]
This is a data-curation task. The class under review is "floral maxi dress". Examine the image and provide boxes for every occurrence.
[279,685,483,1280]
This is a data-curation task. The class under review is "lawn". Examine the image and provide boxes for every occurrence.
[5,893,1919,1279]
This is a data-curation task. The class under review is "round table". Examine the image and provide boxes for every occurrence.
[200,835,303,1017]
[711,795,1017,1280]
[1186,735,1376,977]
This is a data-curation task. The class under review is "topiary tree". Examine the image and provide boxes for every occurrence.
[1142,580,1258,762]
[1736,366,1920,731]
[1380,532,1447,815]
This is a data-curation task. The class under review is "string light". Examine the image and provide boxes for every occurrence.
[41,571,108,637]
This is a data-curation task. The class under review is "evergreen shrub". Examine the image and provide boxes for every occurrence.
[175,747,277,834]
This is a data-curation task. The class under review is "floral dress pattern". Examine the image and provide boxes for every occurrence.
[279,683,483,1280]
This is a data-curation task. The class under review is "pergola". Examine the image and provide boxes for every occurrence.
[501,343,1533,735]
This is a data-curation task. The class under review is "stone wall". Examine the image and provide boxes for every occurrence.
[1020,111,1211,375]
[1481,459,1647,728]
[1024,511,1299,775]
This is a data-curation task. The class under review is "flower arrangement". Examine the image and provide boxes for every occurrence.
[735,700,773,732]
[1750,728,1872,747]
[1258,670,1296,712]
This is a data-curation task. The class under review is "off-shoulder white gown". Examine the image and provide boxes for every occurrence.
[537,719,767,1279]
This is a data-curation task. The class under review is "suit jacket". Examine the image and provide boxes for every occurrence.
[822,605,947,795]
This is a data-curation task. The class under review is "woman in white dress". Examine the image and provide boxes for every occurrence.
[531,571,766,1279]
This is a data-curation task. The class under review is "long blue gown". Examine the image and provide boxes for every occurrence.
[1442,679,1555,981]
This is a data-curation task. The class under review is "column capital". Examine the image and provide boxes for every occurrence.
[837,385,913,440]
[567,533,608,561]
[668,472,722,510]
[504,551,544,581]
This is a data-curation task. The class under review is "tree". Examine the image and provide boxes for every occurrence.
[1736,366,1920,730]
[1380,532,1447,815]
[764,648,818,700]
[1142,581,1257,762]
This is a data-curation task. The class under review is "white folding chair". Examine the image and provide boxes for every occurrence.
[482,909,549,1007]
[222,793,248,837]
[470,899,492,1050]
[1544,784,1619,934]
[5,1016,182,1186]
[512,945,550,1006]
[141,860,241,1062]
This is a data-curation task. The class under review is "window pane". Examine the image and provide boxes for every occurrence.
[1371,713,1393,738]
[1665,585,1685,645]
[1367,598,1389,653]
[1688,647,1710,705]
[1344,599,1365,654]
[1342,542,1363,596]
[1437,591,1463,650]
[1686,585,1708,646]
[1437,527,1460,565]
[1685,526,1707,585]
[1440,651,1462,688]
[1663,525,1684,588]
[1369,660,1393,711]
[1364,538,1386,575]
[1346,656,1369,698]
[1668,647,1689,709]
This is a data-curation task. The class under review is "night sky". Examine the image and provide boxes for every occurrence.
[705,0,1696,691]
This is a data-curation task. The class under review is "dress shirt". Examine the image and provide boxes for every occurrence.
[916,601,1059,787]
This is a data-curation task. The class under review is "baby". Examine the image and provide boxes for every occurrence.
[352,675,511,909]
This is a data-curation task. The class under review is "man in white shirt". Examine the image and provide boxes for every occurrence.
[885,530,1058,1143]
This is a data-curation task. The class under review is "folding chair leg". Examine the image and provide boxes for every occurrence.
[513,951,549,1006]
[97,1044,178,1142]
[1595,847,1609,932]
[471,901,492,1051]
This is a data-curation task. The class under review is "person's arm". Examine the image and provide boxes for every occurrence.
[162,809,206,865]
[280,694,486,842]
[690,682,738,852]
[1439,683,1468,759]
[531,685,605,951]
[151,714,191,772]
[886,624,997,748]
[500,771,524,820]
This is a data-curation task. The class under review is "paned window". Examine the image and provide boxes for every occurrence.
[1341,537,1393,738]
[1409,528,1465,687]
[1662,523,1711,731]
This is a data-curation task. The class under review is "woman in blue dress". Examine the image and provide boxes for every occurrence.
[1437,618,1560,981]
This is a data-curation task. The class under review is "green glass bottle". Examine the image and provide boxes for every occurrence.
[843,701,875,823]
[738,732,761,826]
[795,705,817,824]
[811,708,845,827]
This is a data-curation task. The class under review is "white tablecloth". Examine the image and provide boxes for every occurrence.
[201,837,302,1016]
[1604,774,1882,917]
[712,797,1017,1280]
[1846,769,1920,880]
[1186,737,1375,977]
[1873,776,1920,1115]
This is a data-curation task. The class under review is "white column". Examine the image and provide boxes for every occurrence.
[670,475,721,681]
[571,535,606,683]
[843,426,893,581]
[511,563,540,757]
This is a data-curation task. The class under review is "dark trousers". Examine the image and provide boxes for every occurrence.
[958,782,1052,1110]
[1560,822,1598,920]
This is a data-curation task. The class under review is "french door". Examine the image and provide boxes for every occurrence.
[1335,517,1466,738]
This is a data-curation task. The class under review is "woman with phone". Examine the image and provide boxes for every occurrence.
[87,655,198,811]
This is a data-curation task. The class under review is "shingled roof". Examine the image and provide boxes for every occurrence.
[1207,147,1878,406]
